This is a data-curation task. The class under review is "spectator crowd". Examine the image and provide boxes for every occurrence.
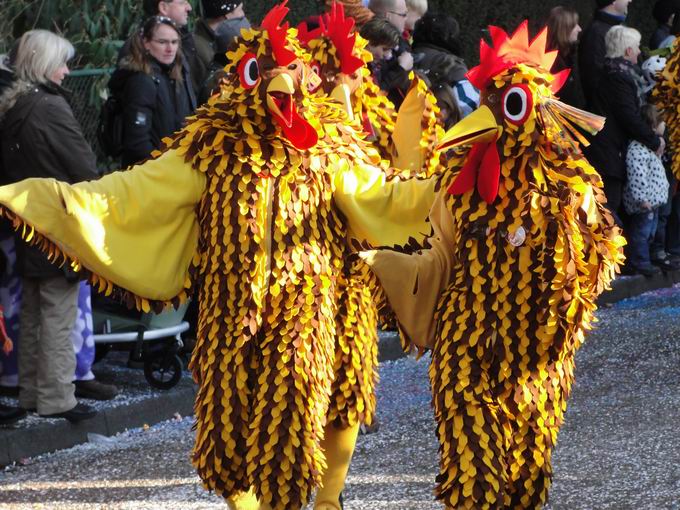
[0,0,679,425]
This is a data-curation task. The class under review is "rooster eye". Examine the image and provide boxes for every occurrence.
[502,84,533,125]
[237,53,260,89]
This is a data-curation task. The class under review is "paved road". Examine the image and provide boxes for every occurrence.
[1,286,680,509]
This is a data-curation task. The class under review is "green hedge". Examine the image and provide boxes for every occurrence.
[0,0,657,67]
[0,0,199,67]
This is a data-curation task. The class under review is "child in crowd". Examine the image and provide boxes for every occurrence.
[623,104,670,276]
[359,16,401,83]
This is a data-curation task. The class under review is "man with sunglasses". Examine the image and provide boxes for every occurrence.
[368,0,415,107]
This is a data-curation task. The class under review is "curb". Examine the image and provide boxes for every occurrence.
[0,386,195,467]
[599,269,680,304]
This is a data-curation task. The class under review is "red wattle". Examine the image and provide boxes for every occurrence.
[362,111,376,139]
[477,143,501,204]
[273,105,318,151]
[447,142,486,196]
[447,140,501,204]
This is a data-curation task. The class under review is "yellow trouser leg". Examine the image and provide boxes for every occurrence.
[314,422,361,510]
[226,488,272,510]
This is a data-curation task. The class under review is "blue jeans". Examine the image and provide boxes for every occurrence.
[627,209,659,269]
[651,179,673,259]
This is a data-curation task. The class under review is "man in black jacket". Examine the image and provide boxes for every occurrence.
[578,0,631,109]
[194,1,250,99]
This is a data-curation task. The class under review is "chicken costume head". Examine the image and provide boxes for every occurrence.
[440,21,605,203]
[297,1,443,175]
[204,2,322,151]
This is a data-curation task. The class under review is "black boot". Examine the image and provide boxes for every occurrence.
[0,403,27,425]
[39,402,97,423]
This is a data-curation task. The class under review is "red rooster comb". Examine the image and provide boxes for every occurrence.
[261,1,297,66]
[322,2,365,75]
[467,21,568,93]
[297,16,326,46]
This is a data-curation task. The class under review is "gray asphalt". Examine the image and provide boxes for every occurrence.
[1,285,680,509]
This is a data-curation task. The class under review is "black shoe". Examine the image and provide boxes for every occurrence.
[40,403,97,423]
[0,403,27,425]
[74,379,119,401]
[619,264,636,276]
[651,256,680,271]
[0,385,19,397]
[667,253,680,264]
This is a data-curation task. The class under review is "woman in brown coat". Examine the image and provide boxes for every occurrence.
[0,30,99,422]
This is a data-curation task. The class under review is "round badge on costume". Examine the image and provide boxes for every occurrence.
[507,226,526,247]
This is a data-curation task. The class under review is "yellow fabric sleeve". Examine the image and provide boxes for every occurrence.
[333,158,437,248]
[0,149,206,303]
[390,78,429,172]
[359,190,456,348]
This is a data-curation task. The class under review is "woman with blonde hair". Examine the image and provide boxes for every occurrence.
[108,16,192,167]
[546,5,583,107]
[0,29,99,422]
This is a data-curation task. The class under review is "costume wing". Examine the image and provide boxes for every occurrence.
[333,157,436,248]
[390,77,442,175]
[0,149,206,310]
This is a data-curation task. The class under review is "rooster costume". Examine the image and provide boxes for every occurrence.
[300,2,442,177]
[0,3,434,509]
[356,23,625,509]
[297,1,440,435]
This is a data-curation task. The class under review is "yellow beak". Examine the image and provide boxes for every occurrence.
[437,105,502,150]
[330,83,354,121]
[266,73,296,125]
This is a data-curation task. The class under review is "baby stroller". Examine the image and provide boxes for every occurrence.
[92,300,190,390]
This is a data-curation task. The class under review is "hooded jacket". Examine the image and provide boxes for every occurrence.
[0,79,97,278]
[109,57,192,167]
[412,43,468,84]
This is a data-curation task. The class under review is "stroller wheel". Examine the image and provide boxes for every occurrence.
[143,353,183,390]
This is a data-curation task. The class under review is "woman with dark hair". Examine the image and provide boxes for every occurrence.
[547,6,583,107]
[109,16,192,167]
